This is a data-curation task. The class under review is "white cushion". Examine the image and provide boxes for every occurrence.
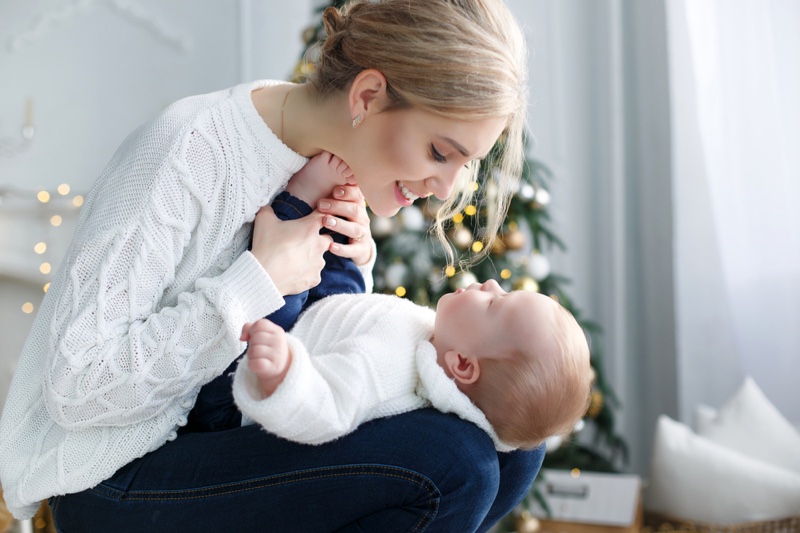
[697,378,800,473]
[645,415,800,523]
[692,403,717,434]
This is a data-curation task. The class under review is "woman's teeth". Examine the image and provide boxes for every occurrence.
[397,181,417,202]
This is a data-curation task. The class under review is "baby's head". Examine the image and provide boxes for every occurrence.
[432,279,592,449]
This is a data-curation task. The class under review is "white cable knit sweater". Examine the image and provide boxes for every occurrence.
[0,80,374,519]
[233,293,513,453]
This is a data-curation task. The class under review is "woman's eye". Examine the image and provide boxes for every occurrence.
[431,144,447,163]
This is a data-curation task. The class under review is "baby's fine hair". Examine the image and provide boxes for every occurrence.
[472,303,592,450]
[307,0,529,267]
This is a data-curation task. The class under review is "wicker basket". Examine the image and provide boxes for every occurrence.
[643,511,800,533]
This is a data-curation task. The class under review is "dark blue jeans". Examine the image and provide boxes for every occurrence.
[50,409,544,532]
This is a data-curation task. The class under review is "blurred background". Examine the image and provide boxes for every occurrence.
[1,0,798,514]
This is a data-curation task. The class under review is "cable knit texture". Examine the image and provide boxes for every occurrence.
[0,81,374,519]
[233,293,514,452]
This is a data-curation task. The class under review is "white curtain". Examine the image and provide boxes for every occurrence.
[667,0,800,424]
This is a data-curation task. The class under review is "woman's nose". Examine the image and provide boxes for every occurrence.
[425,167,461,200]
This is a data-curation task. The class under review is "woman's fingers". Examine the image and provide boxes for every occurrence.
[251,209,333,296]
[327,184,365,206]
[322,215,369,242]
[318,185,368,225]
[317,185,372,265]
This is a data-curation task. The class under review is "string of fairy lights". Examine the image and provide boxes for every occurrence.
[0,185,85,316]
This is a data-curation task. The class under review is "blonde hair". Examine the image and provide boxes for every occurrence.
[468,304,592,449]
[307,0,529,266]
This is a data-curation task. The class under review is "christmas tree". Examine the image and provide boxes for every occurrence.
[292,0,627,521]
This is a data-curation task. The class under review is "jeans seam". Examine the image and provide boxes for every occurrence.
[272,198,307,217]
[92,465,439,530]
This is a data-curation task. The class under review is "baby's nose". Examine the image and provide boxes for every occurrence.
[480,279,503,293]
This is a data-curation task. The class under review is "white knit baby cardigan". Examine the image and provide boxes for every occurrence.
[0,80,372,519]
[233,293,513,452]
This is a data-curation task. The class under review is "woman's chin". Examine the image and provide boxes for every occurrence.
[370,204,401,219]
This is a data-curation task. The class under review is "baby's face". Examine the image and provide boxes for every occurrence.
[433,280,560,362]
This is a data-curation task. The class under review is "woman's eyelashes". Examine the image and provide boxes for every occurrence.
[431,144,447,163]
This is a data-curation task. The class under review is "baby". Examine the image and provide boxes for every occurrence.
[233,279,593,451]
[186,151,366,433]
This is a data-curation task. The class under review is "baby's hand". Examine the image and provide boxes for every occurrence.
[285,151,354,206]
[241,319,292,397]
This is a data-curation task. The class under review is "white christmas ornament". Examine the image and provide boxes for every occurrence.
[519,182,535,200]
[370,216,394,238]
[450,271,478,290]
[545,435,563,452]
[534,188,551,206]
[401,205,426,231]
[384,263,407,288]
[527,252,550,281]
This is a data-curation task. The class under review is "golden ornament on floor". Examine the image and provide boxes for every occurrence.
[515,510,541,533]
[0,490,12,533]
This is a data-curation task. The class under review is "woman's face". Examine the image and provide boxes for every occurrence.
[345,107,507,218]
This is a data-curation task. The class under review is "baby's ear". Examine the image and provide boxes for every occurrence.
[443,351,481,385]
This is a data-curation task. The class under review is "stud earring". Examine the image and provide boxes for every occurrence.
[352,114,363,129]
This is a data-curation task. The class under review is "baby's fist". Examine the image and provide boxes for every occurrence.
[242,319,291,396]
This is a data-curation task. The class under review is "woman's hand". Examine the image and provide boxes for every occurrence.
[251,205,333,296]
[318,184,373,266]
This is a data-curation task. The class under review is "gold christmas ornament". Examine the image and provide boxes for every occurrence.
[512,276,539,292]
[490,236,506,255]
[302,26,317,44]
[450,225,473,249]
[587,389,604,418]
[514,510,541,533]
[0,491,13,533]
[502,228,525,250]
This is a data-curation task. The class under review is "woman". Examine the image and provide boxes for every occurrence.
[0,0,542,531]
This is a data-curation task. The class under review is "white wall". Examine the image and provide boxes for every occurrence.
[1,0,316,195]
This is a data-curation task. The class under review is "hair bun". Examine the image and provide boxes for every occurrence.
[322,6,345,36]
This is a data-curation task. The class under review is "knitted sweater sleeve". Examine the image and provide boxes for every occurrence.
[41,117,284,430]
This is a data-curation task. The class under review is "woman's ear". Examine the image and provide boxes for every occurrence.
[348,69,388,121]
[443,351,481,385]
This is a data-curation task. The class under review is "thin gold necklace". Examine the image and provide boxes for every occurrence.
[280,86,293,143]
